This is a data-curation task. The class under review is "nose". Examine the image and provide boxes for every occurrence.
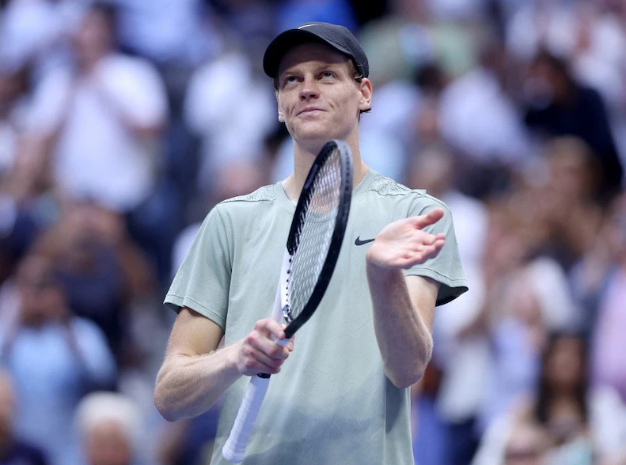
[299,75,319,101]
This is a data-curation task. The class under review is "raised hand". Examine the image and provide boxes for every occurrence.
[366,208,446,270]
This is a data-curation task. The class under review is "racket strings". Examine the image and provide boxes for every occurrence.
[286,150,342,321]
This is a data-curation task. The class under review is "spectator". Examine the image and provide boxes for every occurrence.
[0,253,116,465]
[0,369,49,465]
[0,0,86,80]
[75,392,149,465]
[28,2,168,213]
[31,200,156,366]
[0,64,42,283]
[407,144,489,465]
[522,49,623,200]
[586,194,626,403]
[531,137,605,271]
[183,48,276,198]
[473,332,626,465]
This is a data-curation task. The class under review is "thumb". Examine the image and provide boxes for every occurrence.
[412,208,444,230]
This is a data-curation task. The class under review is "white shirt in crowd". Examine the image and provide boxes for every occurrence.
[29,53,168,212]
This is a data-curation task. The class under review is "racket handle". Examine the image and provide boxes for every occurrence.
[222,375,269,462]
[222,339,288,463]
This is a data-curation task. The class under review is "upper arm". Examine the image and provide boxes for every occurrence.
[405,275,440,331]
[165,307,224,359]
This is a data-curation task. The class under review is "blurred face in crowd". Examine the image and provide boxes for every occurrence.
[546,139,596,201]
[0,371,15,444]
[545,335,585,392]
[275,43,371,151]
[74,9,114,68]
[58,203,124,267]
[525,54,571,105]
[85,420,132,465]
[16,255,67,327]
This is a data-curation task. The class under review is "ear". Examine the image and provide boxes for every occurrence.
[358,78,373,112]
[275,90,285,122]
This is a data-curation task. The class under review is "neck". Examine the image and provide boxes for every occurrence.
[281,135,368,202]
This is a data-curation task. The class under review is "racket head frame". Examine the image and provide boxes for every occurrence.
[281,139,353,339]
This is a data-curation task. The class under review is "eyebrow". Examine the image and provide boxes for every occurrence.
[280,62,345,77]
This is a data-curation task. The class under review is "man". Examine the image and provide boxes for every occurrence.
[155,22,468,464]
[75,392,144,465]
[0,253,116,465]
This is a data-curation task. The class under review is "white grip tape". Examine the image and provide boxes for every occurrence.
[222,374,269,463]
[222,339,288,463]
[223,250,291,462]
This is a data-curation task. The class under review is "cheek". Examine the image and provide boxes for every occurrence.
[332,87,360,114]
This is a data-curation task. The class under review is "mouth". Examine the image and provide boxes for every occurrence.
[297,108,324,116]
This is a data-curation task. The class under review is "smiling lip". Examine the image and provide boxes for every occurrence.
[298,107,324,115]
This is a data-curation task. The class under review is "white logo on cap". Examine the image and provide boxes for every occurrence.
[298,24,315,29]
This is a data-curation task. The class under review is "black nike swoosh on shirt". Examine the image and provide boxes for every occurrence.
[355,236,375,246]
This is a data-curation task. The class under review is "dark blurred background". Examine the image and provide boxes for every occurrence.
[0,0,625,464]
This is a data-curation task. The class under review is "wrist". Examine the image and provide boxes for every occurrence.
[223,341,245,377]
[366,252,399,277]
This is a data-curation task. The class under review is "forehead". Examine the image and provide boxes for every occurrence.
[278,42,351,75]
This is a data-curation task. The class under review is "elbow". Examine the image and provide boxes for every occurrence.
[154,372,184,423]
[386,348,433,389]
[154,385,177,422]
[387,365,426,389]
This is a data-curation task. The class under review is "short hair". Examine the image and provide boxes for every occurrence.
[75,392,142,449]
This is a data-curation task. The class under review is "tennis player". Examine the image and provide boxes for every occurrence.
[155,22,468,464]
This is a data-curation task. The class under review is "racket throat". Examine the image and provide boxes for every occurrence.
[282,304,294,324]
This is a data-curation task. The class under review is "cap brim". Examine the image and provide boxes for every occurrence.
[263,29,354,78]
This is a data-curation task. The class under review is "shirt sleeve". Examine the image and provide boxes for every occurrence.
[164,205,232,329]
[404,195,469,306]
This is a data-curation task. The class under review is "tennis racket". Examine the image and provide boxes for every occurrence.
[222,139,353,463]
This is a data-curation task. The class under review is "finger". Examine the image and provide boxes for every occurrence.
[252,350,286,371]
[254,319,286,340]
[421,240,445,260]
[240,346,282,375]
[247,358,282,375]
[252,336,291,361]
[417,232,439,246]
[280,324,295,351]
[403,240,445,266]
[412,208,445,230]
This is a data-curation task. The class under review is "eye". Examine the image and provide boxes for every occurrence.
[281,75,299,88]
[321,71,335,79]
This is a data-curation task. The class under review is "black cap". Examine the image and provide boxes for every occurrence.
[263,22,369,79]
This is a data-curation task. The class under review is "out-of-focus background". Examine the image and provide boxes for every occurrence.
[0,0,625,464]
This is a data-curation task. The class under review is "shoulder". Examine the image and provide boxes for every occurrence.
[219,183,277,206]
[365,170,450,212]
[206,184,279,228]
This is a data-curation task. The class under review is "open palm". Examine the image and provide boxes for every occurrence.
[366,208,446,269]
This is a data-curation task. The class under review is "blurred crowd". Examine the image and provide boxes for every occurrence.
[0,0,625,464]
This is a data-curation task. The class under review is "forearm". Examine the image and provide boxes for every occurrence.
[367,265,434,389]
[155,342,243,421]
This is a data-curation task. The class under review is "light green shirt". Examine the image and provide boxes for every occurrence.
[165,169,468,465]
